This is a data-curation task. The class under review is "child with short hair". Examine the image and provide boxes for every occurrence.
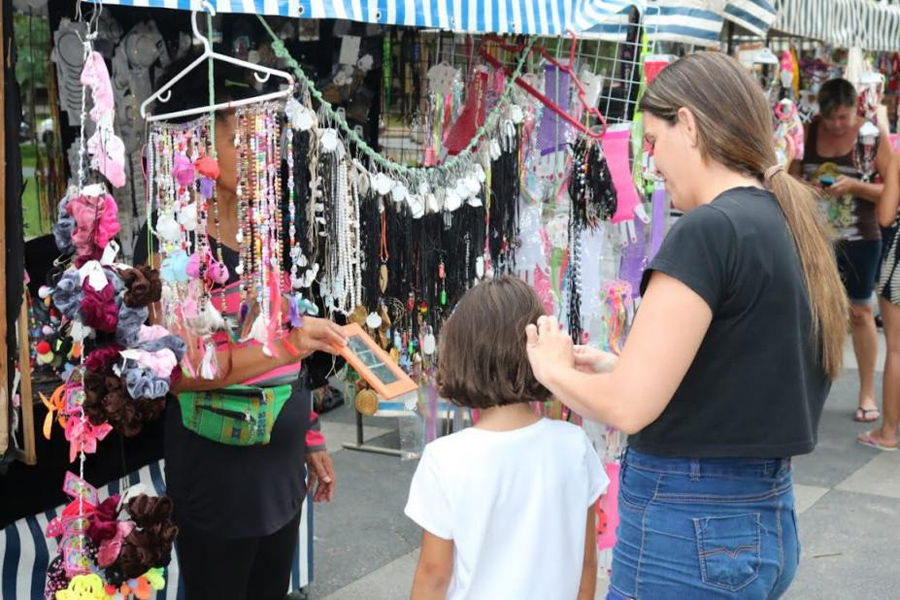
[405,276,608,599]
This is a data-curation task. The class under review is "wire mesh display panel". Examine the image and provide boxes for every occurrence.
[375,9,658,166]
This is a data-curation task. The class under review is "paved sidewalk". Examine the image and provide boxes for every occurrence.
[309,352,900,599]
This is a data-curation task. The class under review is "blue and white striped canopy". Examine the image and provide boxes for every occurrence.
[588,0,777,47]
[93,0,636,36]
[94,0,776,45]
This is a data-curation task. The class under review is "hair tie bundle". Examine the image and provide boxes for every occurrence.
[115,306,149,348]
[53,271,85,321]
[120,265,163,308]
[123,363,171,400]
[80,283,119,333]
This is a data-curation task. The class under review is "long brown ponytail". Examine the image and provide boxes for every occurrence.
[640,52,848,379]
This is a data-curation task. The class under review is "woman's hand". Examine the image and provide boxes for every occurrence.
[573,345,618,374]
[826,175,859,197]
[525,315,575,384]
[306,450,336,503]
[289,317,348,359]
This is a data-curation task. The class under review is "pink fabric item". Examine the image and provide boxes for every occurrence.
[173,154,195,187]
[67,193,121,256]
[80,52,114,117]
[195,155,220,180]
[91,140,127,189]
[186,249,229,284]
[138,325,170,343]
[596,461,621,550]
[602,129,642,224]
[97,521,135,568]
[81,52,127,188]
[87,495,121,544]
[81,282,118,332]
[306,429,325,449]
[136,348,178,378]
[65,418,113,463]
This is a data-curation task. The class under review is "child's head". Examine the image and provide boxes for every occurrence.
[437,276,550,408]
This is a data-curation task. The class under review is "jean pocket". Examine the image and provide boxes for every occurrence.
[693,513,761,592]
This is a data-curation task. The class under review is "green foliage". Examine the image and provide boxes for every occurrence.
[14,13,50,90]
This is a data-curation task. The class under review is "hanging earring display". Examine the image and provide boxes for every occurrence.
[568,135,618,226]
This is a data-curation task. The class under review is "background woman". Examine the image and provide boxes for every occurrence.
[134,57,346,600]
[526,53,847,599]
[790,78,891,423]
[860,152,900,451]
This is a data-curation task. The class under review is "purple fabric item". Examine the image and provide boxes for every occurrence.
[536,65,572,156]
[649,187,669,261]
[619,218,648,298]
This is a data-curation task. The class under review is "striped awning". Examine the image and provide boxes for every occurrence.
[588,0,777,47]
[91,0,638,36]
[93,0,777,45]
[773,0,900,52]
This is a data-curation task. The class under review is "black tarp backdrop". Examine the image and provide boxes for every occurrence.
[2,5,385,526]
[3,0,25,467]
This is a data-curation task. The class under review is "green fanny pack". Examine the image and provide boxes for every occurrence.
[178,384,293,446]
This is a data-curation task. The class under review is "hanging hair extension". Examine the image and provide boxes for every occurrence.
[489,133,521,274]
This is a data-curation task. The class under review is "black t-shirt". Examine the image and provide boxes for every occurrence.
[630,187,831,458]
[133,223,308,538]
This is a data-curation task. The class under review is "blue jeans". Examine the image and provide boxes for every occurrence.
[608,448,799,600]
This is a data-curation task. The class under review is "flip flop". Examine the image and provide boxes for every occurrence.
[857,431,899,452]
[854,407,881,422]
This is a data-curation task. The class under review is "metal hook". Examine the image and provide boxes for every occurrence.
[254,71,271,83]
[157,89,172,104]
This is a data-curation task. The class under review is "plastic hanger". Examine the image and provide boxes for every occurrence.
[140,1,294,122]
[754,48,779,65]
[478,30,607,138]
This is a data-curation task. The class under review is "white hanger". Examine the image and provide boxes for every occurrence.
[140,1,294,122]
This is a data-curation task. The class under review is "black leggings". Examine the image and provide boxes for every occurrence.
[175,511,301,600]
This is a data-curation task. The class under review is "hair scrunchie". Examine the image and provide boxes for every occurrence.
[116,495,178,579]
[123,362,170,400]
[53,270,84,321]
[84,344,123,372]
[81,282,119,332]
[120,265,163,308]
[116,305,149,347]
[137,335,187,364]
[53,196,76,254]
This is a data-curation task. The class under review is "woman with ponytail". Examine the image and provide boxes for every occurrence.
[526,52,846,599]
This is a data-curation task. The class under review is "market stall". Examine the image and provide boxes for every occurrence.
[0,0,802,598]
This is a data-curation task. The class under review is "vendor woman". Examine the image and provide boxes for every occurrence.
[133,56,346,600]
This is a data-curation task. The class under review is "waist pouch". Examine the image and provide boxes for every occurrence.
[178,384,293,446]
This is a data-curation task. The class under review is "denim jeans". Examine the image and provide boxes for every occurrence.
[607,448,799,600]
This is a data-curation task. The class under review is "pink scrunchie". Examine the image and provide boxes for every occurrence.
[138,325,170,343]
[97,521,135,568]
[81,282,118,332]
[67,193,121,256]
[136,348,178,378]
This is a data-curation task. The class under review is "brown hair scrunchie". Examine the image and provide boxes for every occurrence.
[120,265,163,308]
[116,495,179,579]
[84,370,167,437]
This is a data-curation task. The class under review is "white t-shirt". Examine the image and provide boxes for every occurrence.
[405,418,608,600]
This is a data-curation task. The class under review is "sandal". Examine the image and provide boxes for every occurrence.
[857,430,899,452]
[854,407,881,422]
